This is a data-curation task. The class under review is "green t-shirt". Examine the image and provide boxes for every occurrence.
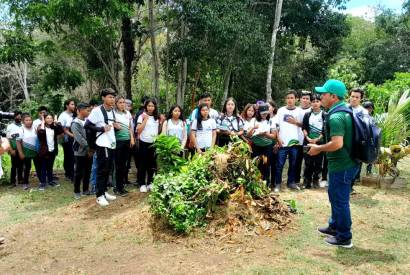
[325,102,357,173]
[114,110,132,141]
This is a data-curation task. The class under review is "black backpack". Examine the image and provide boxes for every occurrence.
[85,105,115,150]
[327,104,381,164]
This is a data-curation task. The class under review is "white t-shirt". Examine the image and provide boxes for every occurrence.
[17,126,38,153]
[252,119,272,136]
[190,107,219,121]
[87,106,116,149]
[32,118,42,131]
[269,115,278,131]
[243,118,254,132]
[137,114,159,143]
[6,123,21,139]
[299,107,311,142]
[165,119,185,144]
[349,104,369,115]
[58,111,73,128]
[277,106,304,146]
[45,127,55,152]
[307,111,324,139]
[191,118,216,149]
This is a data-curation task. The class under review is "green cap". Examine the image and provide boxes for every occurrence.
[315,79,347,98]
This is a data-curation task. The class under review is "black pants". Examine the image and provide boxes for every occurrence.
[303,152,323,184]
[95,146,114,197]
[351,162,362,189]
[217,135,230,147]
[270,149,278,186]
[62,138,75,179]
[252,144,272,186]
[126,144,134,183]
[322,154,328,181]
[137,140,156,186]
[23,157,34,185]
[39,151,56,185]
[33,156,42,182]
[115,140,130,192]
[74,155,92,194]
[294,145,304,183]
[10,154,23,185]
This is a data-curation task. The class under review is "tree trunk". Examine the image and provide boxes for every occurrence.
[13,61,30,102]
[122,16,135,100]
[148,0,160,105]
[176,57,188,108]
[266,0,283,102]
[221,65,232,109]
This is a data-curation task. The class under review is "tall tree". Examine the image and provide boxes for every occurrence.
[148,0,161,103]
[266,0,283,102]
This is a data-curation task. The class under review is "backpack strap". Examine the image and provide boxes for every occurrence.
[100,105,109,125]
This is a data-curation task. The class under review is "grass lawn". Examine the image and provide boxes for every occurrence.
[0,157,409,274]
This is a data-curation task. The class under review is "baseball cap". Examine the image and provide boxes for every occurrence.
[315,79,347,98]
[258,103,269,114]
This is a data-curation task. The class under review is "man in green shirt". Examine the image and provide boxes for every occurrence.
[308,79,359,248]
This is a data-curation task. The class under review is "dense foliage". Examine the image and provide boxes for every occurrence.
[150,137,269,233]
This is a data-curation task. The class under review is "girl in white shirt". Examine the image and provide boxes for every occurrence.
[136,98,161,192]
[162,105,187,149]
[241,103,256,136]
[190,103,217,154]
[16,114,39,190]
[37,113,64,190]
[248,103,277,186]
[216,97,244,147]
[114,96,135,195]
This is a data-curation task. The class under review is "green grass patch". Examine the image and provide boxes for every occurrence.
[0,179,74,227]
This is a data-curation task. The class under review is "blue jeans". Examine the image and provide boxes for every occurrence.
[90,153,97,192]
[328,165,359,241]
[275,146,298,186]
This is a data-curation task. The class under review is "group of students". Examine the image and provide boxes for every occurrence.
[5,87,373,206]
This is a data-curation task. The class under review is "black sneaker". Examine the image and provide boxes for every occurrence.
[114,189,129,197]
[317,226,337,236]
[325,236,353,248]
[49,181,60,187]
[287,183,300,190]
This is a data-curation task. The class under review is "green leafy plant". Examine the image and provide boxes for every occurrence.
[154,134,187,173]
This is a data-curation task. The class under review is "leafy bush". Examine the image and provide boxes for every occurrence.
[149,138,269,233]
[154,135,187,173]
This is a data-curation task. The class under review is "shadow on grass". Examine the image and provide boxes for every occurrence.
[350,193,379,208]
[333,246,396,266]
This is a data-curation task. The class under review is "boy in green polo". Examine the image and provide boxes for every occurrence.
[308,79,359,248]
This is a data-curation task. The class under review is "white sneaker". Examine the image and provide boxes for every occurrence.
[320,180,328,188]
[104,192,116,201]
[96,195,109,207]
[140,185,148,193]
[147,184,153,191]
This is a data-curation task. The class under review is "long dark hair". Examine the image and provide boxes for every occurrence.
[196,103,209,130]
[143,98,159,120]
[166,105,185,122]
[222,97,239,116]
[221,97,241,127]
[268,100,278,115]
[241,103,256,120]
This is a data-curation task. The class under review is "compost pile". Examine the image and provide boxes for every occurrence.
[149,135,293,234]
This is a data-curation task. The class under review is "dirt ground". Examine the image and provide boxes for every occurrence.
[1,158,410,274]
